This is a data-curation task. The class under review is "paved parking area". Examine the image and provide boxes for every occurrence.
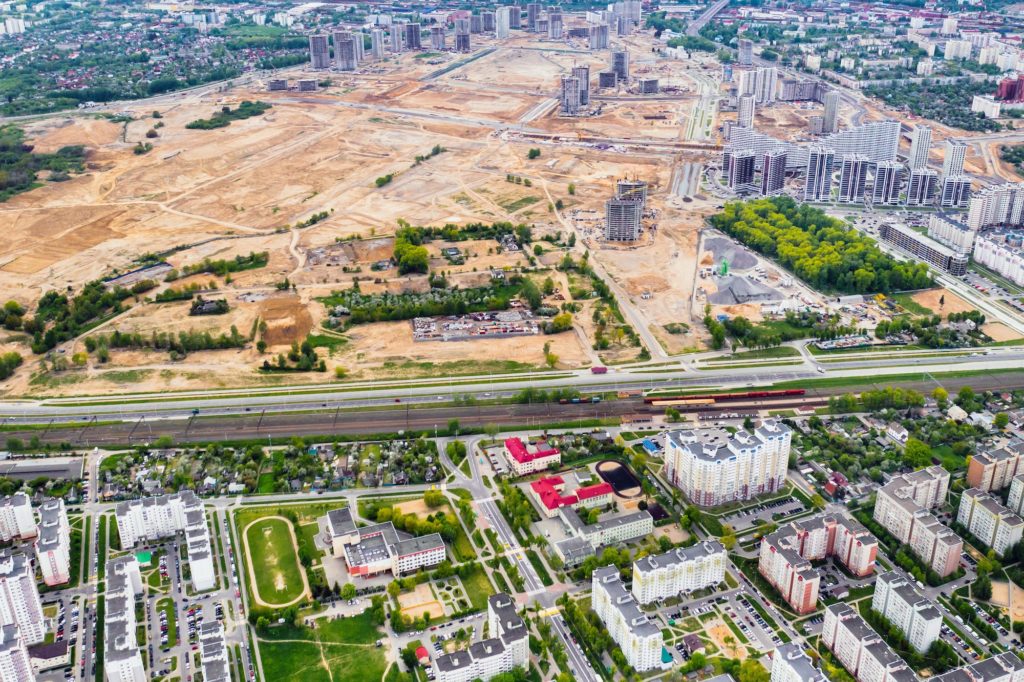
[720,497,806,532]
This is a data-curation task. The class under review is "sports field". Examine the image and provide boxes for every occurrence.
[243,516,307,606]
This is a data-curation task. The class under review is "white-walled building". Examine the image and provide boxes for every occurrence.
[198,621,230,682]
[0,494,35,542]
[873,467,961,577]
[821,603,917,682]
[592,566,664,672]
[115,491,215,592]
[632,541,726,605]
[321,508,446,578]
[0,551,43,646]
[0,624,33,682]
[973,235,1024,288]
[664,420,792,507]
[958,488,1024,556]
[558,507,653,549]
[433,593,529,682]
[771,642,829,682]
[1006,472,1024,516]
[104,556,145,682]
[34,499,70,586]
[872,570,942,653]
[502,437,561,476]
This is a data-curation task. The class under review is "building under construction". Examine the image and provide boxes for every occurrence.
[605,179,647,242]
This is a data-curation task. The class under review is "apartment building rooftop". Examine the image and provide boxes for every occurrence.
[774,642,828,682]
[593,565,661,639]
[634,540,726,573]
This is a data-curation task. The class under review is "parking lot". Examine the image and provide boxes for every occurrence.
[719,497,806,532]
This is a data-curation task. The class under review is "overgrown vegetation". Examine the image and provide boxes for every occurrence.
[259,339,326,372]
[0,126,86,201]
[29,281,134,354]
[185,101,272,130]
[1000,144,1024,177]
[864,80,1000,133]
[86,326,248,360]
[709,198,933,294]
[182,251,268,277]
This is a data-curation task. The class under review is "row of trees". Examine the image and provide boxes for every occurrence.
[709,197,933,294]
[85,326,247,359]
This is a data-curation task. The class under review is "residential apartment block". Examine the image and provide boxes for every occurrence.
[958,488,1024,556]
[1006,473,1024,516]
[872,570,942,653]
[115,491,216,592]
[592,566,664,673]
[632,541,727,605]
[502,437,561,476]
[759,515,878,614]
[664,420,792,507]
[198,621,230,682]
[34,499,70,586]
[968,442,1024,491]
[0,623,32,682]
[873,467,961,577]
[771,643,829,682]
[930,652,1024,682]
[321,507,446,577]
[0,494,34,542]
[0,552,42,655]
[557,507,653,553]
[105,556,145,682]
[433,594,529,682]
[822,603,917,682]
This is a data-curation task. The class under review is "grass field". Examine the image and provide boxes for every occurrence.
[97,515,108,580]
[257,611,387,682]
[460,562,496,611]
[244,517,305,605]
[706,346,801,362]
[157,597,177,645]
[891,292,934,316]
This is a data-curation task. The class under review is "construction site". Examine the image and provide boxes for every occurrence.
[0,27,727,395]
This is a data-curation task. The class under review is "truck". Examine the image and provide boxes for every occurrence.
[591,366,608,374]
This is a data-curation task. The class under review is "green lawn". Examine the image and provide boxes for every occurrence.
[707,346,801,362]
[97,515,108,580]
[460,563,496,611]
[258,611,388,682]
[244,517,305,605]
[157,597,177,645]
[256,473,276,494]
[525,550,553,587]
[891,292,934,316]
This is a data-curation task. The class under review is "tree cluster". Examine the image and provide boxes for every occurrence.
[181,251,268,277]
[709,198,933,294]
[0,125,86,201]
[185,101,272,130]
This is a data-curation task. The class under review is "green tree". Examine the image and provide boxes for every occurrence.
[340,582,356,600]
[995,412,1010,430]
[527,148,541,159]
[567,183,576,195]
[903,438,933,468]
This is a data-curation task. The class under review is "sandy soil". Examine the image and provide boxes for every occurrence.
[991,581,1024,622]
[398,582,444,620]
[708,621,747,659]
[911,288,976,315]
[983,323,1024,342]
[393,498,453,520]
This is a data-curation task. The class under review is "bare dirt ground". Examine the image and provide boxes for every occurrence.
[0,31,725,395]
[707,620,747,659]
[983,322,1023,342]
[991,581,1024,622]
[398,582,445,620]
[393,498,448,520]
[911,288,976,315]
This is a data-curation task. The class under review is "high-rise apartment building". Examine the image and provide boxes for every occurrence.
[559,76,581,115]
[759,515,878,614]
[0,624,32,682]
[967,183,1024,230]
[455,30,470,52]
[821,603,916,682]
[872,162,903,205]
[664,420,791,507]
[738,38,753,66]
[1007,472,1024,516]
[592,566,664,672]
[547,11,563,38]
[879,223,969,276]
[481,11,495,32]
[198,621,230,682]
[496,7,512,38]
[908,126,932,169]
[572,65,590,105]
[526,3,540,31]
[0,494,34,542]
[309,35,330,69]
[762,149,787,196]
[905,168,938,206]
[754,67,778,104]
[939,175,971,208]
[822,90,840,134]
[839,154,872,203]
[404,23,422,50]
[0,552,43,646]
[605,199,643,241]
[433,594,529,682]
[737,93,755,128]
[588,23,609,49]
[430,26,446,50]
[333,31,358,71]
[390,23,405,52]
[958,488,1024,556]
[943,140,967,176]
[872,569,942,653]
[804,146,835,201]
[371,29,385,59]
[728,150,756,191]
[105,556,145,682]
[115,491,216,592]
[35,499,70,587]
[771,643,828,682]
[873,467,961,576]
[632,541,726,604]
[611,50,629,83]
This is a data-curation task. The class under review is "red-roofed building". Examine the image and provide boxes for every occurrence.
[503,437,561,476]
[529,477,614,517]
[415,646,430,664]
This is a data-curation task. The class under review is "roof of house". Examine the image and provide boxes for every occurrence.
[504,437,559,464]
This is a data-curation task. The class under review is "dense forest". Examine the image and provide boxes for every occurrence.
[864,80,1001,132]
[0,126,86,201]
[708,197,933,294]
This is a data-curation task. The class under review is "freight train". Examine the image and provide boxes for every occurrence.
[643,388,805,406]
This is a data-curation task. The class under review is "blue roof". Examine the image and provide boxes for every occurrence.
[662,648,673,663]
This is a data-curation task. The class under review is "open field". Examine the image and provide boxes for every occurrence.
[257,611,387,682]
[242,516,308,607]
[398,582,445,621]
